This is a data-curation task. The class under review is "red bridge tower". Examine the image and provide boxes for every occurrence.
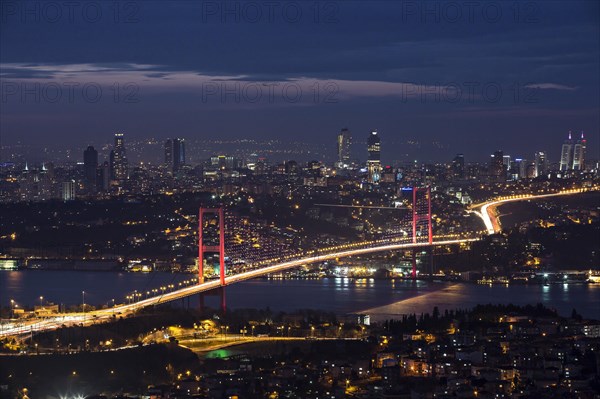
[198,207,226,286]
[411,187,433,278]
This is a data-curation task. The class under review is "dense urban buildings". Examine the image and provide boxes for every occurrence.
[0,131,597,203]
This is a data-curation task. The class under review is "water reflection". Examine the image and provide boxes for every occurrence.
[1,271,599,320]
[542,284,550,302]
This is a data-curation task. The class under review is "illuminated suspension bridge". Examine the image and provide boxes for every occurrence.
[4,187,593,337]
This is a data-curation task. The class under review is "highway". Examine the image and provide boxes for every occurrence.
[3,188,594,339]
[0,237,477,338]
[473,188,593,234]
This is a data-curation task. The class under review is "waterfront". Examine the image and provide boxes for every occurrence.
[1,270,599,320]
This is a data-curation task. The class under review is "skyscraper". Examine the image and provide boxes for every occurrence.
[83,146,98,189]
[489,150,505,181]
[337,128,351,168]
[61,180,76,201]
[502,155,511,172]
[111,133,128,182]
[97,161,110,192]
[535,151,548,177]
[367,131,382,184]
[165,138,186,174]
[559,131,587,172]
[451,154,465,179]
[559,132,574,172]
[164,139,173,167]
[572,132,586,171]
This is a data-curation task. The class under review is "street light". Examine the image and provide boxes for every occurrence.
[82,291,86,322]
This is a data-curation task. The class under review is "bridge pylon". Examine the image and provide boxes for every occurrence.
[198,207,225,286]
[411,186,433,278]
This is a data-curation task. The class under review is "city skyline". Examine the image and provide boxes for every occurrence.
[0,128,594,168]
[1,2,599,396]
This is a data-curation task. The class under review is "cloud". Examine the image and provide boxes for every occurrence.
[0,62,461,101]
[524,83,578,91]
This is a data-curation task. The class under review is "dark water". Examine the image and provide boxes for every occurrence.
[1,271,599,320]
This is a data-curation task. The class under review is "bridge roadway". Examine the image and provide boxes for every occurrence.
[471,188,593,234]
[0,237,477,338]
[3,188,595,339]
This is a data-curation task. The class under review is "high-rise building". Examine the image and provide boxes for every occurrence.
[61,180,76,201]
[526,160,537,179]
[164,139,173,167]
[211,155,239,170]
[572,132,586,171]
[516,158,527,179]
[337,128,351,168]
[111,133,128,181]
[489,150,505,181]
[535,151,548,177]
[559,131,587,172]
[502,155,511,171]
[451,154,465,179]
[165,138,186,174]
[367,131,382,183]
[559,132,574,171]
[83,146,98,189]
[96,161,110,192]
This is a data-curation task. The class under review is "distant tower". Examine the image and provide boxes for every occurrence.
[337,128,351,168]
[452,154,465,179]
[96,161,110,192]
[83,146,98,189]
[112,133,128,182]
[572,132,586,171]
[61,180,76,201]
[559,132,574,172]
[535,151,548,177]
[367,131,382,183]
[164,139,173,168]
[489,150,505,181]
[502,155,511,172]
[165,138,186,174]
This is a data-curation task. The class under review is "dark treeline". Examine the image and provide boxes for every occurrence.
[381,303,562,335]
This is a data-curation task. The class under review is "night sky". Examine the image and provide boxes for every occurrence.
[1,1,598,161]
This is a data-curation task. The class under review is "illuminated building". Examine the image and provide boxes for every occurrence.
[61,180,76,201]
[97,161,111,192]
[560,131,587,172]
[367,131,382,184]
[559,132,574,171]
[211,155,239,170]
[489,150,505,181]
[535,151,548,177]
[83,145,98,191]
[111,133,128,182]
[572,132,586,170]
[165,138,186,174]
[337,128,351,168]
[452,154,465,179]
[502,155,511,172]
